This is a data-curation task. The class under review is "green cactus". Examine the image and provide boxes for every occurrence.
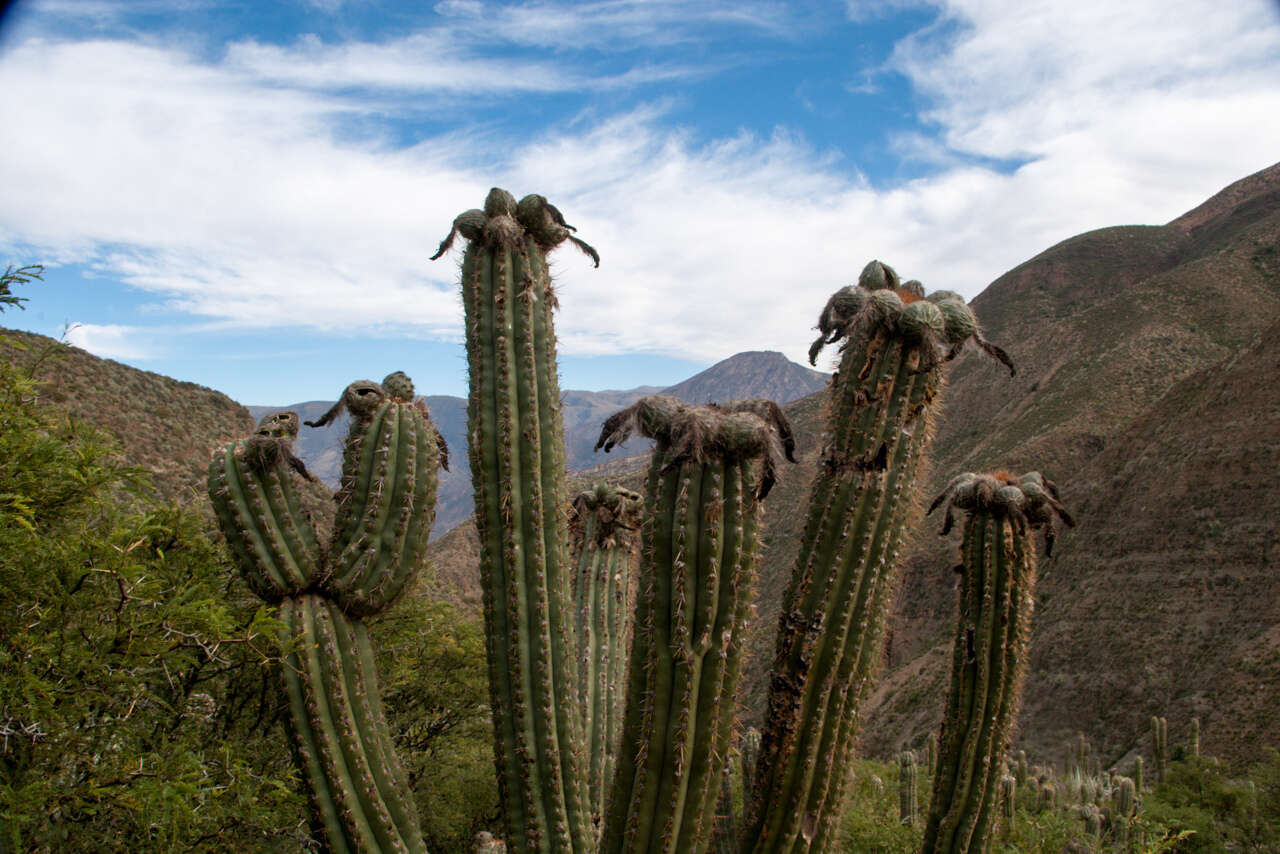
[595,395,792,854]
[920,470,1072,854]
[1015,751,1029,789]
[1113,776,1136,847]
[999,775,1016,824]
[745,262,1013,854]
[1191,717,1200,758]
[741,728,762,803]
[207,373,443,853]
[432,188,600,854]
[899,751,919,827]
[1133,756,1143,794]
[1152,716,1168,784]
[569,484,643,830]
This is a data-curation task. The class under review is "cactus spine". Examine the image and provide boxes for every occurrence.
[569,484,643,829]
[921,471,1071,854]
[746,262,1013,854]
[207,375,442,853]
[597,396,791,854]
[899,751,919,827]
[432,188,598,854]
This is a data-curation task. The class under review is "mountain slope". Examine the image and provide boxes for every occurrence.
[862,160,1280,766]
[0,329,253,502]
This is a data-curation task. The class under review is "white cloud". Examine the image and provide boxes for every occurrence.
[2,0,1279,374]
[63,323,154,360]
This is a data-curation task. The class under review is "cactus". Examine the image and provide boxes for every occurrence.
[569,484,643,829]
[1152,716,1168,784]
[1133,756,1143,794]
[207,374,443,853]
[432,188,599,854]
[999,775,1016,823]
[899,751,919,827]
[1113,776,1136,847]
[745,262,1013,854]
[596,395,792,854]
[713,762,742,854]
[1015,751,1029,789]
[1191,717,1200,758]
[920,470,1072,854]
[741,728,762,803]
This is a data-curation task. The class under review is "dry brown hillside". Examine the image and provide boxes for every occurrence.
[0,329,254,502]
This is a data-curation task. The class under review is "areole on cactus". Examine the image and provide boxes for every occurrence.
[207,372,445,854]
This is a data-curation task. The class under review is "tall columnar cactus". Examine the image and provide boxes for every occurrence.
[1133,757,1144,794]
[595,395,793,854]
[569,484,644,830]
[1191,717,1200,758]
[1152,716,1168,784]
[746,261,1013,854]
[741,728,762,802]
[432,188,599,854]
[998,776,1016,824]
[920,470,1072,854]
[899,751,919,827]
[207,374,443,853]
[1113,776,1136,847]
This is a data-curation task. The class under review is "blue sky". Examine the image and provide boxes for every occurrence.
[1,0,1278,405]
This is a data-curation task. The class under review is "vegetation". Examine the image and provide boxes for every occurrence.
[0,312,311,849]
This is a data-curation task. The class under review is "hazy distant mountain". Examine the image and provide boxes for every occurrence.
[252,350,825,537]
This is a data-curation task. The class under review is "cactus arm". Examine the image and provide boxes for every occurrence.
[208,438,321,597]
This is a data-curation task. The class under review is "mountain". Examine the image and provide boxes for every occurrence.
[253,350,825,537]
[427,161,1280,768]
[0,329,253,502]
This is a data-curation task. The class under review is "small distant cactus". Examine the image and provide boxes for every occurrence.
[208,373,444,853]
[920,470,1072,854]
[899,751,918,827]
[1191,717,1201,758]
[1133,756,1143,794]
[999,775,1017,823]
[1152,716,1168,784]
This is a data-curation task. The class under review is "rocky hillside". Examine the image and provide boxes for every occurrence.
[256,350,824,537]
[0,328,254,503]
[428,161,1280,769]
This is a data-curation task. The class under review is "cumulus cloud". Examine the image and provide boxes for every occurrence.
[1,0,1278,372]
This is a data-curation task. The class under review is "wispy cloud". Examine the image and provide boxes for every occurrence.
[2,0,1278,374]
[436,0,798,50]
